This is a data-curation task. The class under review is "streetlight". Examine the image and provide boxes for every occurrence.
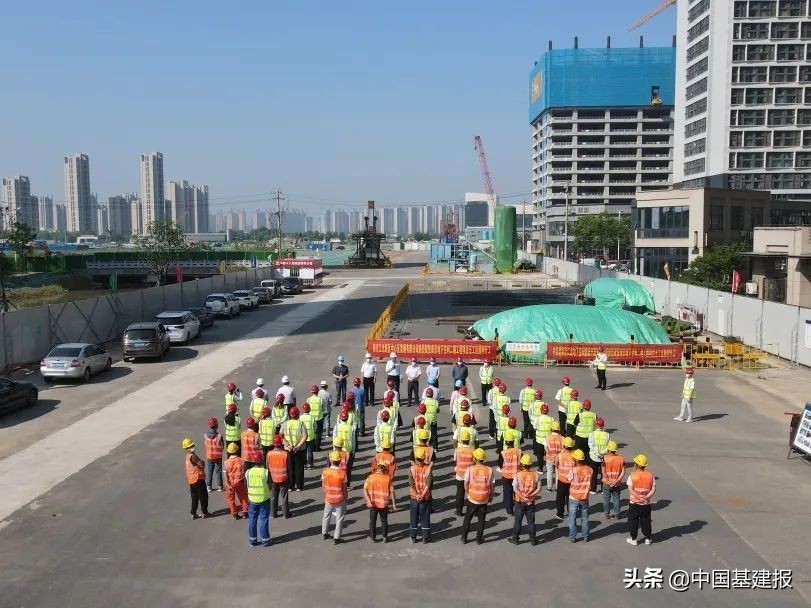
[563,182,571,261]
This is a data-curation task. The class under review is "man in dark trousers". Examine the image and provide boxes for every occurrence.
[332,355,349,403]
[452,358,469,390]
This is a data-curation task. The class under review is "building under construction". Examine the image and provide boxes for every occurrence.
[346,200,391,268]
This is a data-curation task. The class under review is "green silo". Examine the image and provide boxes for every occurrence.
[494,206,517,272]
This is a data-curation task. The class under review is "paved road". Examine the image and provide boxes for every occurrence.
[0,259,807,608]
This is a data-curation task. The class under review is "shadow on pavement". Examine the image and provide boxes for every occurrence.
[607,382,635,389]
[690,413,728,422]
[0,398,60,428]
[655,519,707,542]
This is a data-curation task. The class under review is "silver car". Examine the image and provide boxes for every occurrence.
[232,289,260,309]
[156,311,201,344]
[40,343,113,382]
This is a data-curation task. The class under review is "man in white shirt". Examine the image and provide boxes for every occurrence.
[252,378,267,401]
[405,358,421,407]
[361,353,377,408]
[385,352,402,395]
[276,376,296,410]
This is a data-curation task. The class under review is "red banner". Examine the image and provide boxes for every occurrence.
[546,342,682,364]
[366,339,499,362]
[274,258,322,269]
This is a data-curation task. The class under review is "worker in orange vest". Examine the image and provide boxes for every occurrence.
[267,435,291,518]
[567,449,593,543]
[364,461,397,543]
[409,447,433,543]
[371,437,396,480]
[241,417,263,469]
[601,441,625,520]
[509,454,541,546]
[203,417,224,492]
[223,442,248,520]
[545,421,563,492]
[321,451,348,544]
[453,429,475,517]
[626,454,656,546]
[461,448,495,545]
[555,437,576,519]
[500,430,522,516]
[181,438,210,520]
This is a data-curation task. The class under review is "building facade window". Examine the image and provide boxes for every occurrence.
[687,37,710,61]
[737,152,765,168]
[745,88,772,104]
[730,206,745,230]
[688,16,711,42]
[685,118,707,137]
[637,205,690,238]
[776,44,803,60]
[686,78,708,100]
[778,0,806,17]
[775,87,801,103]
[738,66,769,82]
[739,23,770,39]
[768,108,795,125]
[771,22,799,39]
[749,1,777,17]
[746,44,775,61]
[770,65,797,83]
[685,138,707,156]
[687,98,708,117]
[766,151,795,168]
[688,0,711,21]
[773,130,800,146]
[684,158,706,175]
[635,247,689,279]
[709,205,724,231]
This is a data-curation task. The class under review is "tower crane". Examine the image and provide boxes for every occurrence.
[473,135,497,223]
[628,0,676,31]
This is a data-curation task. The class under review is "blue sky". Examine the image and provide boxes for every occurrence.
[1,0,675,213]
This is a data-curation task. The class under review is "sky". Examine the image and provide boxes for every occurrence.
[0,0,675,214]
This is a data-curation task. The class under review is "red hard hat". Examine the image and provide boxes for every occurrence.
[460,399,469,409]
[385,390,395,400]
[596,417,605,428]
[208,417,218,427]
[343,400,354,409]
[261,406,271,417]
[501,404,510,414]
[353,377,361,385]
[525,377,533,386]
[562,376,570,385]
[462,414,472,424]
[459,386,468,395]
[418,404,426,413]
[570,389,579,398]
[415,416,426,426]
[273,435,282,447]
[686,367,695,374]
[311,384,319,393]
[380,410,390,421]
[340,411,348,421]
[346,391,355,400]
[534,389,543,399]
[255,388,265,398]
[227,382,237,391]
[500,384,507,391]
[508,416,517,427]
[493,378,502,386]
[425,388,433,397]
[302,403,310,412]
[288,406,299,418]
[276,394,285,404]
[541,403,549,413]
[387,379,394,387]
[383,396,392,405]
[246,416,256,427]
[227,403,237,413]
[582,399,592,410]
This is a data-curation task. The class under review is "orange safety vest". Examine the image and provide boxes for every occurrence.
[185,453,205,484]
[454,446,475,480]
[410,463,432,500]
[266,449,289,483]
[569,464,593,501]
[467,464,493,502]
[546,433,563,462]
[204,433,223,461]
[629,469,654,505]
[241,429,262,463]
[514,470,540,504]
[372,452,396,479]
[225,456,245,486]
[365,472,391,509]
[556,450,575,483]
[602,453,625,486]
[415,444,434,463]
[322,467,347,504]
[337,450,349,474]
[501,447,521,480]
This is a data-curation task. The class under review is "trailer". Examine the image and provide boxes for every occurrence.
[273,257,324,286]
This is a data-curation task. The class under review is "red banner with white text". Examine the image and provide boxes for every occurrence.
[366,339,499,362]
[546,342,682,364]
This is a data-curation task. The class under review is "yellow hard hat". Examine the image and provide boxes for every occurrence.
[473,448,486,461]
[329,450,342,462]
[519,454,532,466]
[418,429,430,441]
[226,442,239,454]
[572,449,586,461]
[334,436,344,448]
[607,440,618,452]
[381,437,391,449]
[414,447,426,461]
[551,421,560,431]
[505,430,518,444]
[460,429,471,442]
[181,438,194,449]
[634,454,648,467]
[562,437,575,448]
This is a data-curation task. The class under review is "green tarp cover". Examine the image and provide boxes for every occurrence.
[472,304,671,353]
[583,278,655,312]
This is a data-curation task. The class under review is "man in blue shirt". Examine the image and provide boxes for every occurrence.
[426,357,441,391]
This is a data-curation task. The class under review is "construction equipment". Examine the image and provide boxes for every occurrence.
[474,135,498,223]
[345,200,391,268]
[629,0,676,31]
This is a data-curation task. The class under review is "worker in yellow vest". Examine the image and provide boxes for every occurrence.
[246,462,272,547]
[592,346,608,390]
[509,454,541,546]
[282,407,307,491]
[488,379,502,438]
[374,410,396,454]
[518,378,536,440]
[250,388,267,421]
[532,401,554,470]
[271,394,287,429]
[479,360,494,408]
[307,385,325,451]
[454,412,478,448]
[573,398,596,455]
[224,403,241,455]
[565,389,582,438]
[413,413,431,447]
[258,406,276,457]
[555,377,573,430]
[674,367,696,423]
[332,409,356,486]
[587,417,610,493]
[300,403,317,469]
[423,388,439,450]
[495,404,511,468]
[225,381,243,414]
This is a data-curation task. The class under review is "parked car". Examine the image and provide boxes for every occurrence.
[204,293,241,317]
[122,322,171,361]
[156,311,201,344]
[0,377,38,415]
[232,289,260,309]
[187,306,215,328]
[281,277,303,295]
[260,279,282,299]
[40,343,113,382]
[251,286,273,304]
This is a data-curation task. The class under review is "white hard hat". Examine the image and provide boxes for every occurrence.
[337,355,344,362]
[389,352,397,358]
[256,378,264,386]
[281,375,289,383]
[365,353,372,359]
[320,380,328,386]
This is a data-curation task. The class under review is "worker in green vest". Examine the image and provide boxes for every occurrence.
[565,389,582,438]
[574,399,597,455]
[224,403,241,455]
[496,404,511,469]
[374,410,396,454]
[250,388,267,421]
[271,394,287,429]
[518,378,536,441]
[588,417,610,493]
[555,377,573,430]
[246,464,272,547]
[307,385,325,451]
[592,346,608,390]
[258,406,276,456]
[479,360,494,407]
[532,401,554,471]
[300,403,317,469]
[423,388,439,450]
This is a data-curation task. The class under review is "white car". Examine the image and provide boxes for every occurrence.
[232,289,260,309]
[204,293,241,318]
[40,343,112,382]
[156,311,201,344]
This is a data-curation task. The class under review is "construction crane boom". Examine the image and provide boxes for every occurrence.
[473,135,497,219]
[628,0,676,31]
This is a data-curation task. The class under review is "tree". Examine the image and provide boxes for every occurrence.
[676,245,746,291]
[135,220,188,284]
[0,215,36,311]
[572,213,631,258]
[412,232,431,242]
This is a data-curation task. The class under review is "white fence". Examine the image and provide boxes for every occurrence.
[0,267,276,371]
[542,257,810,367]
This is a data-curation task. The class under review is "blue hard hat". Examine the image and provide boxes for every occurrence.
[455,379,463,387]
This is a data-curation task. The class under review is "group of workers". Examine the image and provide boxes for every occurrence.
[182,354,680,548]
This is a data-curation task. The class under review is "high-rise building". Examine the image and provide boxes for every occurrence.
[305,216,315,232]
[96,204,109,236]
[529,44,676,257]
[166,180,192,229]
[34,196,54,231]
[107,194,135,237]
[2,176,37,229]
[54,204,67,234]
[674,0,811,198]
[64,154,94,234]
[251,209,267,231]
[130,199,144,236]
[214,210,226,232]
[192,185,209,233]
[139,152,164,233]
[285,209,307,234]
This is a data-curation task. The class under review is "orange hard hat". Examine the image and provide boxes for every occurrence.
[459,386,468,395]
[227,403,237,413]
[273,435,282,447]
[541,403,549,413]
[596,417,605,428]
[207,417,218,428]
[311,384,319,393]
[340,411,348,421]
[418,404,426,413]
[383,396,392,405]
[380,410,390,421]
[255,388,265,398]
[346,391,355,400]
[227,382,237,391]
[425,388,433,397]
[415,416,426,426]
[302,403,310,413]
[493,378,502,386]
[275,394,285,404]
[246,416,256,427]
[460,399,469,409]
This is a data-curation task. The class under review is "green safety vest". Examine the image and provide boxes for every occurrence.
[376,422,394,449]
[520,388,534,412]
[283,419,304,446]
[456,425,478,445]
[566,400,582,426]
[682,378,696,399]
[479,365,494,384]
[335,422,355,453]
[308,394,324,420]
[225,414,241,443]
[412,427,431,445]
[300,413,315,441]
[272,406,286,426]
[590,429,610,459]
[575,410,597,438]
[424,398,439,424]
[560,386,573,408]
[534,414,554,442]
[258,417,276,446]
[246,466,270,503]
[496,414,510,440]
[596,355,607,371]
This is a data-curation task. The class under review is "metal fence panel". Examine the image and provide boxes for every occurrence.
[797,307,811,367]
[116,290,144,329]
[162,283,183,311]
[762,300,799,361]
[0,315,6,370]
[732,296,763,348]
[7,307,49,367]
[706,289,732,336]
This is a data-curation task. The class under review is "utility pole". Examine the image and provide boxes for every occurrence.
[521,200,528,252]
[617,208,622,261]
[272,190,285,258]
[563,183,571,261]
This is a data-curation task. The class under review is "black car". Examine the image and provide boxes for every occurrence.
[281,277,303,295]
[0,377,38,415]
[188,306,215,328]
[122,322,171,361]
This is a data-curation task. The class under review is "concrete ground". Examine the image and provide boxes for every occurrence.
[0,255,808,607]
